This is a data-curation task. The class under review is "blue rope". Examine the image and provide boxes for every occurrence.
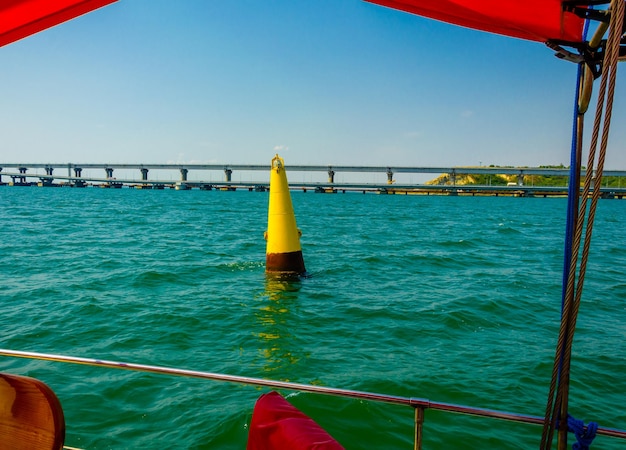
[554,15,596,450]
[561,62,583,313]
[567,414,598,450]
[561,4,592,313]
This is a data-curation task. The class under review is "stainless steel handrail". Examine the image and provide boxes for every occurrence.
[1,348,624,446]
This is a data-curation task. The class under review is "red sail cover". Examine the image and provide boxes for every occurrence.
[0,0,117,48]
[247,392,345,450]
[366,0,587,43]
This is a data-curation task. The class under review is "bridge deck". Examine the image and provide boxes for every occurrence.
[2,162,626,177]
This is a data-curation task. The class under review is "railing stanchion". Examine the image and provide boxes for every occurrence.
[414,406,425,450]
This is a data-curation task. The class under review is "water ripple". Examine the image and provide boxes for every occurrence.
[0,189,624,449]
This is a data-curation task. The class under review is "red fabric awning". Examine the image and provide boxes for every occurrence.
[0,0,118,48]
[366,0,589,43]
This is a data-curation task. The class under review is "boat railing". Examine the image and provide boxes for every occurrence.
[1,348,625,449]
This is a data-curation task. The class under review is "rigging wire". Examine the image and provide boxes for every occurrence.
[540,1,625,449]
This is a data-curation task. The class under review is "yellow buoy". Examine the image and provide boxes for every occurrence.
[265,154,306,274]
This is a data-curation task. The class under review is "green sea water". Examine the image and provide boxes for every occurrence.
[1,186,625,449]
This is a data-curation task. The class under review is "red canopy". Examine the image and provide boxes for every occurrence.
[0,0,118,48]
[366,0,588,43]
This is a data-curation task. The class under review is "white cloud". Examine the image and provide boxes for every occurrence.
[403,131,423,139]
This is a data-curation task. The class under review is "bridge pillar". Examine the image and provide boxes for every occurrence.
[517,173,524,186]
[141,168,149,180]
[19,167,27,184]
[328,169,335,183]
[74,168,83,177]
[45,167,53,176]
[590,170,597,190]
[449,170,457,186]
[180,168,188,181]
[224,169,232,182]
[105,167,114,178]
[386,168,394,185]
[0,167,3,183]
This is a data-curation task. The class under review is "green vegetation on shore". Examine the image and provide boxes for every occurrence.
[426,165,625,188]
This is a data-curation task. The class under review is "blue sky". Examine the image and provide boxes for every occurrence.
[1,0,624,170]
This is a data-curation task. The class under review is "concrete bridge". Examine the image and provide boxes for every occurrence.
[1,162,625,184]
[1,163,625,197]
